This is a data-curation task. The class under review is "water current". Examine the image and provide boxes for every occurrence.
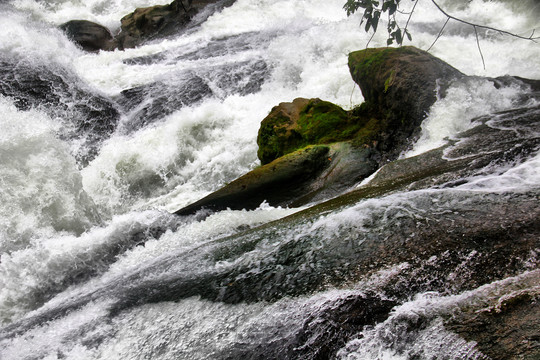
[0,0,539,358]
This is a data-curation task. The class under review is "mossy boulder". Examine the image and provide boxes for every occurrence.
[175,145,332,215]
[257,98,366,165]
[348,46,464,160]
[258,47,464,166]
[175,46,484,217]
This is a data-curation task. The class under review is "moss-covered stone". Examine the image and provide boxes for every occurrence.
[258,47,465,167]
[297,99,353,143]
[256,98,308,165]
[348,46,464,161]
[175,145,332,215]
[175,140,380,216]
[257,98,372,165]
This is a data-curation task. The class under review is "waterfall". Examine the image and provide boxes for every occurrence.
[1,0,539,358]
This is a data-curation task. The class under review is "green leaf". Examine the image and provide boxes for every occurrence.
[395,28,402,44]
[372,10,381,32]
[405,29,412,41]
[388,2,397,15]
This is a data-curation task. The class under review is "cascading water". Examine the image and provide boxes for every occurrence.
[1,0,539,359]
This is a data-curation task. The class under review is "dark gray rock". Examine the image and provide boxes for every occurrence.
[115,0,225,49]
[60,20,117,52]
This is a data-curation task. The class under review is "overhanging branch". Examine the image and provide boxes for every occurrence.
[431,0,540,42]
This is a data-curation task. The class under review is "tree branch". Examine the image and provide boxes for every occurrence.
[430,0,540,42]
[366,30,377,48]
[474,26,486,70]
[403,0,418,36]
[427,17,449,52]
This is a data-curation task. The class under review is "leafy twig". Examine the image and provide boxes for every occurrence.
[403,0,418,38]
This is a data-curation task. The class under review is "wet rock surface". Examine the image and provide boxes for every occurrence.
[175,145,333,215]
[0,58,120,165]
[4,103,539,355]
[174,141,378,215]
[116,0,197,50]
[348,46,464,161]
[59,20,117,52]
[446,275,540,360]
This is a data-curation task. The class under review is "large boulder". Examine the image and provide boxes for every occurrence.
[348,46,464,160]
[258,47,465,166]
[60,20,117,52]
[176,47,468,215]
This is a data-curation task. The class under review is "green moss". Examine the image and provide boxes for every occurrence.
[384,69,396,93]
[257,97,390,165]
[348,46,417,82]
[257,111,303,164]
[297,100,353,143]
[352,117,386,146]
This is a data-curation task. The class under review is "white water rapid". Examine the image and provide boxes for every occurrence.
[1,0,539,359]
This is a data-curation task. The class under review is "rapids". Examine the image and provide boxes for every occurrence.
[0,0,539,359]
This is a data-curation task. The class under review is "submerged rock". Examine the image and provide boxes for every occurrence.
[116,73,213,133]
[117,58,268,133]
[59,20,117,52]
[0,58,120,165]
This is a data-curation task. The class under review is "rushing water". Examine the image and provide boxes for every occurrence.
[0,0,539,359]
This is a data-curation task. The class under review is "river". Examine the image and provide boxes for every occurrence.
[0,0,539,358]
